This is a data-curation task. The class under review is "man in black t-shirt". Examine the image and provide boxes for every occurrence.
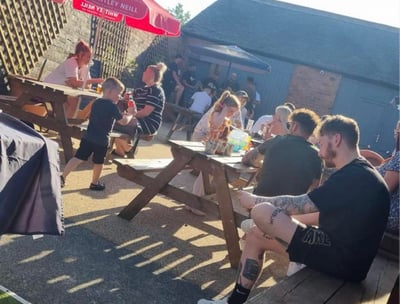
[242,108,322,197]
[181,63,199,107]
[163,54,184,104]
[198,115,390,304]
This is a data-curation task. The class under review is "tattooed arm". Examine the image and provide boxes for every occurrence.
[254,193,319,215]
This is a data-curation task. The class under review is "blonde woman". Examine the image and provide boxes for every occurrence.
[113,62,167,157]
[189,91,241,215]
[262,105,292,139]
[192,90,241,142]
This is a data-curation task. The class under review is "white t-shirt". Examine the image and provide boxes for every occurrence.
[189,91,211,114]
[251,114,273,134]
[44,57,90,86]
[192,108,212,141]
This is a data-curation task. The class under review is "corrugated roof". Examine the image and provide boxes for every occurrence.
[183,0,399,88]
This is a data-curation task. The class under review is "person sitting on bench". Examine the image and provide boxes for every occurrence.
[44,40,104,118]
[112,62,167,157]
[188,82,216,114]
[198,115,390,304]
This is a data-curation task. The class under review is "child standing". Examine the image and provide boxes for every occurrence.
[61,77,135,191]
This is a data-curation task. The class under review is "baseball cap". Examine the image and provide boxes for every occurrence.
[235,90,249,99]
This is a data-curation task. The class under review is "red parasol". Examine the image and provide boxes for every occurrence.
[72,0,180,36]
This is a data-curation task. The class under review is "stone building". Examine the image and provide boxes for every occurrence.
[181,0,399,155]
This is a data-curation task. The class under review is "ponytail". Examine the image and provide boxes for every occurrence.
[149,62,167,84]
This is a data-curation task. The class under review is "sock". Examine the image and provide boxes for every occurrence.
[227,283,251,304]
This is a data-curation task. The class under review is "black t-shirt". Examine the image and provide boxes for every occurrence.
[84,98,122,147]
[308,158,390,280]
[182,70,197,87]
[254,135,322,196]
[133,85,165,135]
[164,62,180,86]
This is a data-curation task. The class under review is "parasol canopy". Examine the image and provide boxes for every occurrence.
[189,44,271,74]
[53,0,181,36]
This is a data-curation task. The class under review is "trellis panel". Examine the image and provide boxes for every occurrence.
[91,18,130,78]
[0,0,67,76]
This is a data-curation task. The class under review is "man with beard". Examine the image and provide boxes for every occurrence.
[198,115,390,304]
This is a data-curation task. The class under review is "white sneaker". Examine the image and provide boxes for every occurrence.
[240,219,254,233]
[197,298,227,304]
[286,261,306,276]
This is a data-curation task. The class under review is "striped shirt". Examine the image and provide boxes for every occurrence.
[133,85,165,135]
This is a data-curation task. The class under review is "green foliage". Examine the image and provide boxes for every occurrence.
[0,290,23,304]
[168,3,191,24]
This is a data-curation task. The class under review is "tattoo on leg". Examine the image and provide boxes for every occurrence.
[269,207,284,224]
[242,259,260,281]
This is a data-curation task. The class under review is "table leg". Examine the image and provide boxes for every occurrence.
[118,153,193,220]
[166,112,182,139]
[213,166,241,269]
[59,130,74,162]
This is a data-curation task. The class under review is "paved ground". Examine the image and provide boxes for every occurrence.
[0,122,288,303]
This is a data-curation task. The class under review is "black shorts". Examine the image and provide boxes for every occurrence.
[287,225,352,280]
[75,138,107,164]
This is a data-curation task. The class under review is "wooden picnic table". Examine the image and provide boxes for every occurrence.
[114,140,259,268]
[0,74,100,162]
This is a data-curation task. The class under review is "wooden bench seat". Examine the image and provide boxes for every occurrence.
[165,103,202,140]
[113,158,173,172]
[247,253,398,304]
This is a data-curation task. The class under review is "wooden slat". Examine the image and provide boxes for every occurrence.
[247,254,398,304]
[114,158,173,172]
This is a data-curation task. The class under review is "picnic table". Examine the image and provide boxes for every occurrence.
[0,74,100,162]
[114,140,259,268]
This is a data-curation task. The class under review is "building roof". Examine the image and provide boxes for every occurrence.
[183,0,399,88]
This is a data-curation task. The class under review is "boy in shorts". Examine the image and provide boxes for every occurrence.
[61,77,135,191]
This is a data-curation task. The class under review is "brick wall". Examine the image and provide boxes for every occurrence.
[287,65,341,115]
